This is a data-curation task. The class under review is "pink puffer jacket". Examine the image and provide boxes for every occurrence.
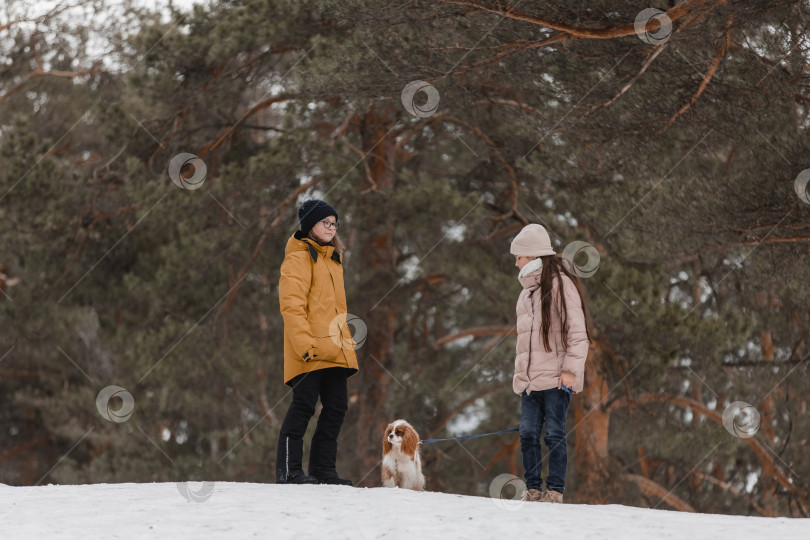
[513,259,589,395]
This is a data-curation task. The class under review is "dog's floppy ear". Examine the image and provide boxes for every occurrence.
[402,424,419,457]
[382,424,392,454]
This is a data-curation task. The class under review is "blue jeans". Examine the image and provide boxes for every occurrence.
[520,388,571,493]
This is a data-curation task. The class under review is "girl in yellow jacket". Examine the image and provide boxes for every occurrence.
[276,200,359,485]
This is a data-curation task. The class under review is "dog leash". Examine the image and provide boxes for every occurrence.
[420,428,520,445]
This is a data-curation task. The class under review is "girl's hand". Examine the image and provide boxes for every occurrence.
[302,346,319,362]
[558,370,576,390]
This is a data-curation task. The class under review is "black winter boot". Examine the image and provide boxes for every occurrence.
[276,436,318,484]
[309,439,352,486]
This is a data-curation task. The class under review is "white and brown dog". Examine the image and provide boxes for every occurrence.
[381,419,425,491]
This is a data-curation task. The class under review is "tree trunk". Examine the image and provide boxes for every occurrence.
[347,104,399,486]
[759,330,778,510]
[571,338,611,502]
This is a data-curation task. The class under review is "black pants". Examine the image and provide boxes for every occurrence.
[277,367,349,477]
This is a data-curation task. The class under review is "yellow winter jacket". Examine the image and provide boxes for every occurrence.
[278,231,359,385]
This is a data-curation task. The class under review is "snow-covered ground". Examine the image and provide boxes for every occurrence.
[1,482,808,539]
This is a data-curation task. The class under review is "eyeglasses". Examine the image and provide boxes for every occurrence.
[320,220,339,230]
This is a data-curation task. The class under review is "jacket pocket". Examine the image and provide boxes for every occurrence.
[311,323,342,362]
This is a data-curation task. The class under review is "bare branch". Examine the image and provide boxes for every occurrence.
[624,473,697,512]
[434,325,517,349]
[198,95,296,158]
[611,393,810,511]
[658,15,734,133]
[442,0,716,40]
[590,43,669,114]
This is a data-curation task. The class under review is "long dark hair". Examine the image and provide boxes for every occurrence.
[537,254,594,353]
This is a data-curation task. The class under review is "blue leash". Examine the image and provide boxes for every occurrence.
[420,387,572,444]
[421,428,519,445]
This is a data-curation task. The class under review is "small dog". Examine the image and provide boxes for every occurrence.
[381,419,425,491]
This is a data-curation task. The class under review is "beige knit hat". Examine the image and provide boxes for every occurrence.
[510,224,556,257]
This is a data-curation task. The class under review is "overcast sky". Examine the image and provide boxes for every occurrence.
[8,1,208,70]
[21,0,202,23]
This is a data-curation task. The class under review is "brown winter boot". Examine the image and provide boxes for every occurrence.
[520,488,543,502]
[541,490,564,503]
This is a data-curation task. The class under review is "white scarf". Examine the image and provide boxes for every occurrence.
[518,257,543,279]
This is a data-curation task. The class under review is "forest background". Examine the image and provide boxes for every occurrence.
[1,0,809,518]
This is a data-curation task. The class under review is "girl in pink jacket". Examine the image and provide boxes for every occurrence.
[510,224,593,503]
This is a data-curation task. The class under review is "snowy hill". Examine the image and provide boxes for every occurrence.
[1,482,808,539]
